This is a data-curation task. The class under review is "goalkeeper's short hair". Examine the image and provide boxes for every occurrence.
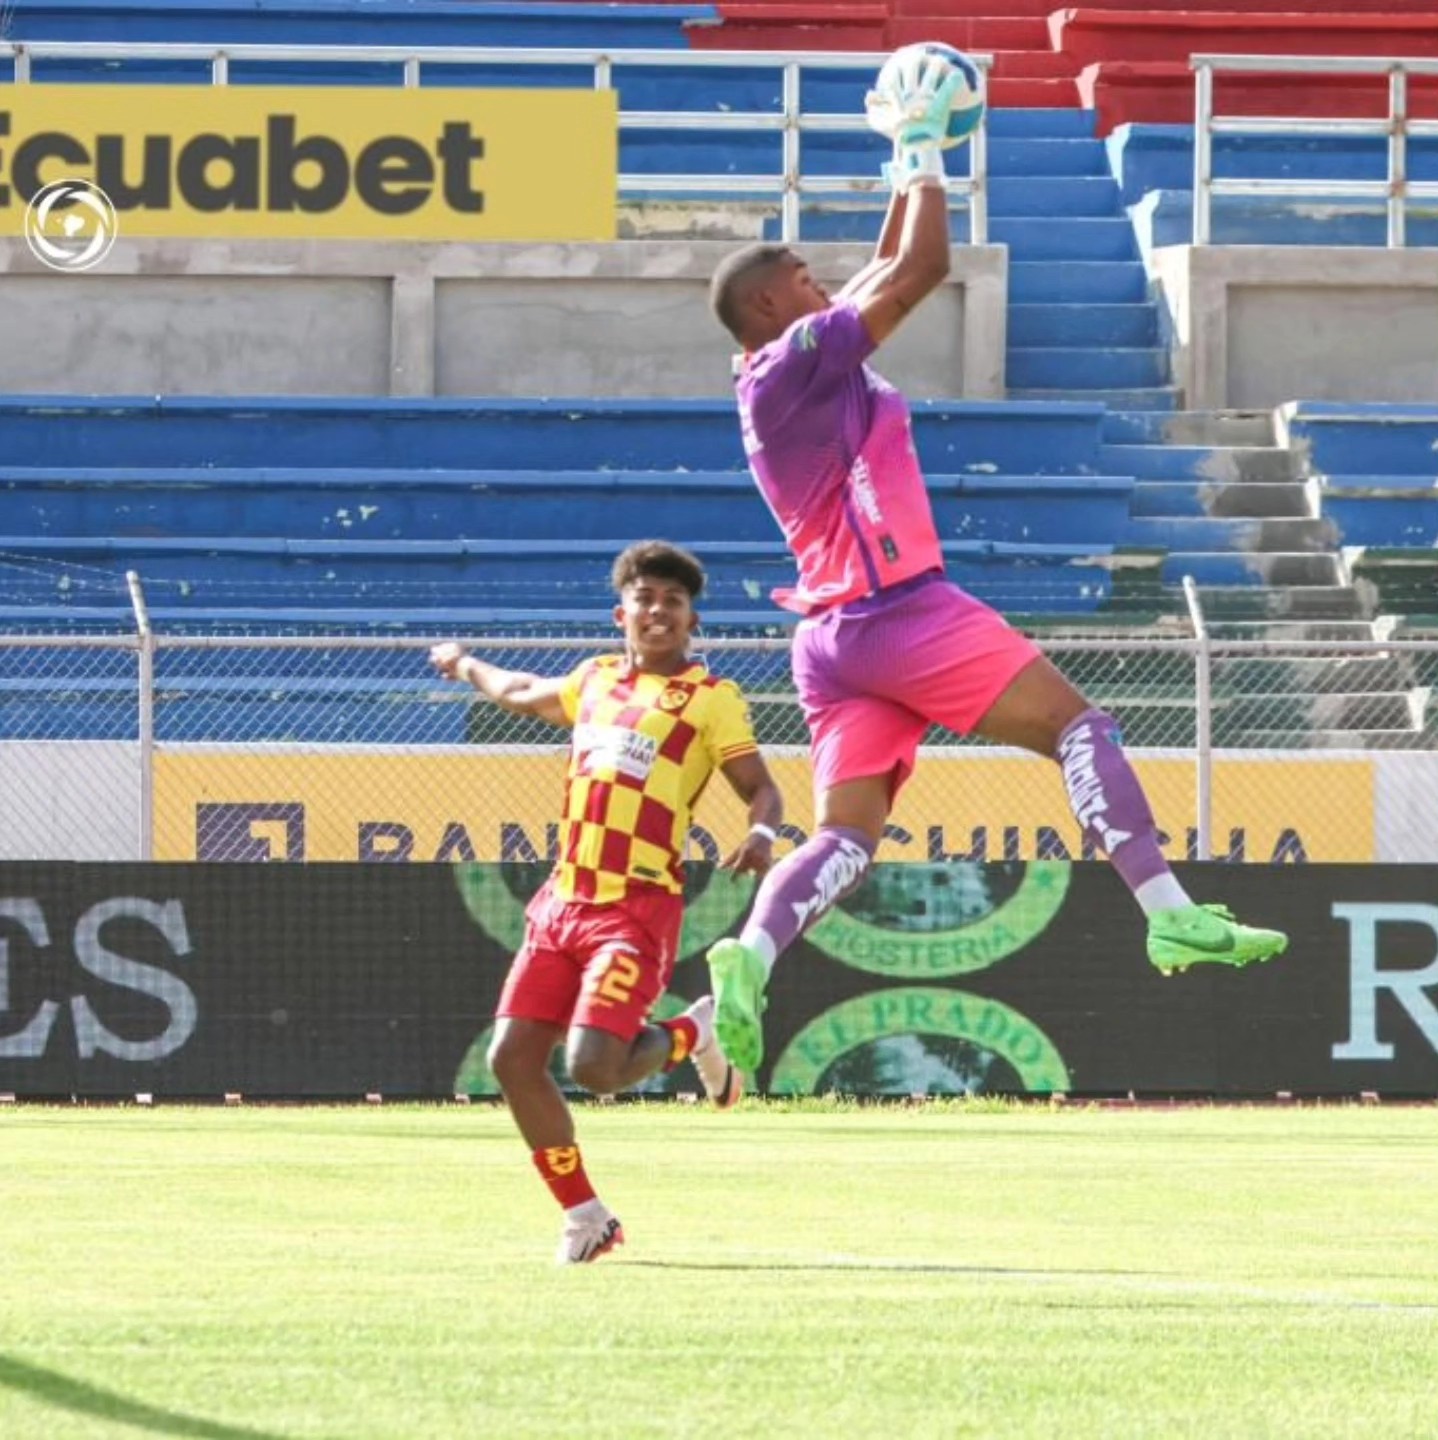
[710,243,794,341]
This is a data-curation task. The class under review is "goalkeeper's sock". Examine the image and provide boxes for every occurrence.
[739,825,875,971]
[532,1143,597,1211]
[1057,707,1191,914]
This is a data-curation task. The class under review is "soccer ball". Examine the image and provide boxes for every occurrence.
[874,41,986,150]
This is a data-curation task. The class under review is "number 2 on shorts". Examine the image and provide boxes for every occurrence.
[592,951,641,1006]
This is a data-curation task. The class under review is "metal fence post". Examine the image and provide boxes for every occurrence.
[1193,61,1213,246]
[128,571,155,862]
[781,60,801,242]
[1388,65,1408,249]
[1183,576,1212,860]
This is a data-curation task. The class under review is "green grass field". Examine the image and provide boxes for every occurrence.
[3,1100,1436,1439]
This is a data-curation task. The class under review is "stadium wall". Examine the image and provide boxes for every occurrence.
[1152,245,1438,410]
[0,860,1433,1098]
[0,238,1007,400]
[5,744,1438,863]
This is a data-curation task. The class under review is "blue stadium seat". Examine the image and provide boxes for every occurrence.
[5,0,708,48]
[0,396,1112,475]
[0,467,1135,545]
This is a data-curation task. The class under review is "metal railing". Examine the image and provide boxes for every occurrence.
[1,41,991,243]
[2,608,1435,865]
[1192,53,1438,247]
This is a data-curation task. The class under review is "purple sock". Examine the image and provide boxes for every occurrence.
[740,825,876,964]
[1056,708,1171,894]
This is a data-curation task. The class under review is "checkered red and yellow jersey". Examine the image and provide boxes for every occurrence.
[552,655,759,903]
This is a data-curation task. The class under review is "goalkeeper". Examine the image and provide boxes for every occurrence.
[705,43,1289,1072]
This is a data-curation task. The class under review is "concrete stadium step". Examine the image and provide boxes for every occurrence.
[987,78,1080,109]
[0,602,791,637]
[1007,347,1168,390]
[1134,189,1438,252]
[1322,472,1438,492]
[893,0,1438,12]
[1163,552,1344,586]
[1205,618,1382,643]
[1108,126,1438,207]
[1008,386,1179,411]
[1102,409,1275,446]
[0,466,1137,546]
[1009,261,1148,305]
[1214,653,1419,696]
[1130,481,1314,519]
[989,138,1110,177]
[0,397,1110,476]
[6,0,701,46]
[991,216,1138,261]
[1325,495,1438,547]
[1214,690,1424,733]
[1009,303,1157,347]
[986,108,1096,139]
[1216,726,1433,751]
[1055,11,1438,69]
[1125,517,1336,552]
[988,50,1082,81]
[0,536,1127,613]
[1346,547,1438,615]
[886,15,1049,49]
[1192,586,1365,621]
[1101,443,1300,483]
[989,176,1122,217]
[1279,401,1438,476]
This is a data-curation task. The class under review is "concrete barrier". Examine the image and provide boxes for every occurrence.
[0,237,1008,400]
[1151,245,1438,410]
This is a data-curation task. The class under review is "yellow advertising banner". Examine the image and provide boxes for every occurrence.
[153,750,1375,864]
[0,85,616,239]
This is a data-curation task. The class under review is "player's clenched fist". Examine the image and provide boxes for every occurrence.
[428,641,467,679]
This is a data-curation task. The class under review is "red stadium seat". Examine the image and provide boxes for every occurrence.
[1053,11,1438,68]
[1082,61,1438,136]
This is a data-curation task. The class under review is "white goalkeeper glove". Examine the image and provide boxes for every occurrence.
[865,43,964,191]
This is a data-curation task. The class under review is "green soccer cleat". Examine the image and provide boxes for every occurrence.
[1147,903,1289,976]
[707,937,769,1073]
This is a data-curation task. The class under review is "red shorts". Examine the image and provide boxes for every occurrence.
[791,571,1041,798]
[496,877,684,1041]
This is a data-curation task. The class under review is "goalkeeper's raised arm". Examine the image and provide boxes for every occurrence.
[836,42,970,344]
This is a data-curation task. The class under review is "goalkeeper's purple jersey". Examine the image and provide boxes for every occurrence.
[736,300,944,615]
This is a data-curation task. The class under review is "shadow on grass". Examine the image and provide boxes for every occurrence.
[622,1260,1149,1276]
[0,1354,304,1440]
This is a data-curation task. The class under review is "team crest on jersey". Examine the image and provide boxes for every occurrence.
[658,685,690,712]
[791,322,817,351]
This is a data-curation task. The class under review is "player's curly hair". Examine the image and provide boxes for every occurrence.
[611,540,706,599]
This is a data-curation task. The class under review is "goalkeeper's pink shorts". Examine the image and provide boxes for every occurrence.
[791,570,1041,799]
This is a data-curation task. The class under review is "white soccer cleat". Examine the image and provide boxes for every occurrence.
[556,1200,625,1266]
[685,995,743,1110]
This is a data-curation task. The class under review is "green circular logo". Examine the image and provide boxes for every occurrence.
[769,987,1070,1095]
[807,861,1070,977]
[452,862,754,960]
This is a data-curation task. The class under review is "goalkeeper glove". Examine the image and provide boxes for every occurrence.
[866,44,965,191]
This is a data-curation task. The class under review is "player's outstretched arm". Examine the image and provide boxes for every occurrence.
[717,752,783,876]
[428,641,569,725]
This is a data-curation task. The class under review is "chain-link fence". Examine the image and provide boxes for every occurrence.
[3,618,1435,865]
